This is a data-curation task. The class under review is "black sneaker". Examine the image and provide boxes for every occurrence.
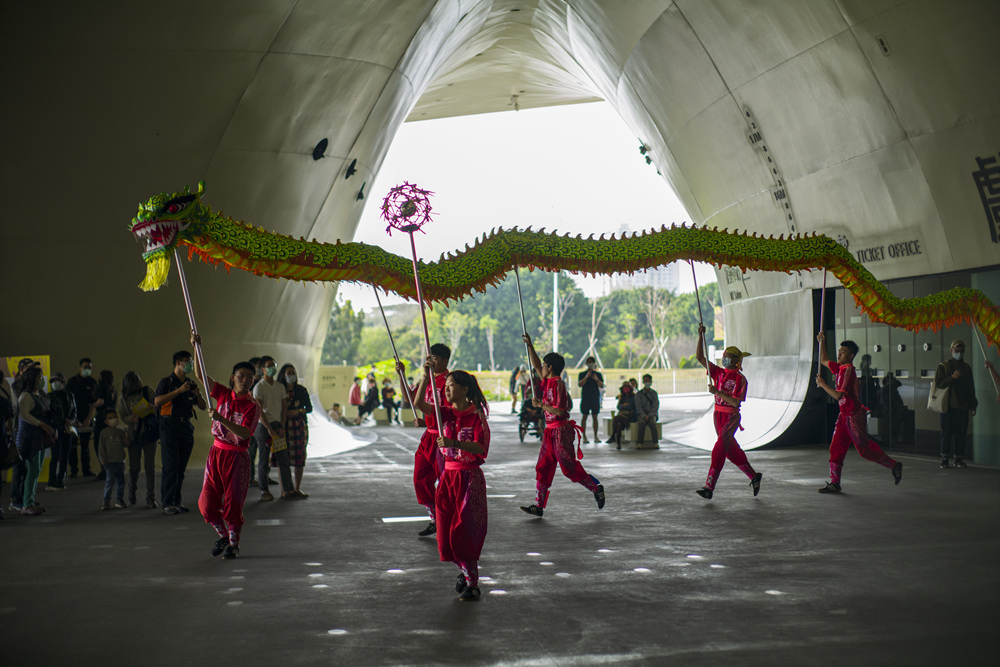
[458,586,481,601]
[696,487,713,499]
[176,504,190,513]
[818,482,842,494]
[940,458,949,469]
[520,504,544,518]
[417,522,436,537]
[114,500,127,509]
[163,505,179,515]
[211,537,230,557]
[954,458,967,468]
[750,472,763,497]
[594,485,606,510]
[892,461,903,485]
[146,499,157,509]
[222,544,240,559]
[455,573,468,594]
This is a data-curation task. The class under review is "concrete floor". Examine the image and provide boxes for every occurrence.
[3,408,999,666]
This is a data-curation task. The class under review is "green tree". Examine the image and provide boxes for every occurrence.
[320,298,365,365]
[357,327,394,365]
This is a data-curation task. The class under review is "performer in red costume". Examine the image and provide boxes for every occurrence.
[694,324,762,500]
[190,333,261,559]
[401,343,450,537]
[815,332,902,493]
[519,333,605,518]
[414,367,490,601]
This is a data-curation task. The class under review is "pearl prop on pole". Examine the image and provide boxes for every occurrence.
[382,182,443,430]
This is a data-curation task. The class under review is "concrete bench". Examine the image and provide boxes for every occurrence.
[603,415,661,449]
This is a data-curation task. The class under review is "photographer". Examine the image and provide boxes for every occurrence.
[154,350,206,515]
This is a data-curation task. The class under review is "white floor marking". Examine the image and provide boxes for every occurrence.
[382,516,430,523]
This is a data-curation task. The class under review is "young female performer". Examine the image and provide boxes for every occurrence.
[415,365,490,601]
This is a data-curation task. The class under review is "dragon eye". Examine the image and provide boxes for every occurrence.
[160,194,195,216]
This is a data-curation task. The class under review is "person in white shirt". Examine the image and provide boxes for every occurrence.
[251,356,288,501]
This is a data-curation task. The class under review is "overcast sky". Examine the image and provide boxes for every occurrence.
[339,101,716,311]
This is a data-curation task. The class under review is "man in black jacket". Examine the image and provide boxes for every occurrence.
[934,339,978,468]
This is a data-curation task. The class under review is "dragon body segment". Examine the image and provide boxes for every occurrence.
[129,182,1000,349]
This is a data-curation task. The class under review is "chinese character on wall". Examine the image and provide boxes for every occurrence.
[973,154,1000,244]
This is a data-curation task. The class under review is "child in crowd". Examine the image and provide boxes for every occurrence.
[694,324,762,499]
[192,333,261,559]
[328,403,351,426]
[415,367,490,601]
[98,410,128,510]
[815,332,902,493]
[520,333,605,518]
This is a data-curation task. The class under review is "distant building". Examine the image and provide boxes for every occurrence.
[604,224,680,293]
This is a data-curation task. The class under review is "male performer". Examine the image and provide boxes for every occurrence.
[191,333,261,559]
[694,325,762,499]
[816,333,902,493]
[400,343,450,537]
[520,333,605,518]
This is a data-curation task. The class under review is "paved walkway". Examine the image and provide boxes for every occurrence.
[3,410,998,665]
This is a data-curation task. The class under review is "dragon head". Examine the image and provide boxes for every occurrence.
[129,181,207,291]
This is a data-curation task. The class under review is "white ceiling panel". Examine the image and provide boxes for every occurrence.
[269,0,435,66]
[850,0,1000,138]
[677,0,849,91]
[218,54,389,157]
[732,30,907,182]
[667,95,776,220]
[621,4,730,142]
[565,0,673,70]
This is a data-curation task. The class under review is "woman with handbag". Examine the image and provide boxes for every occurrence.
[118,372,159,508]
[15,366,55,516]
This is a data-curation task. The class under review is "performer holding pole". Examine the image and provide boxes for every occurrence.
[690,261,711,390]
[513,266,541,400]
[382,183,449,537]
[519,330,605,519]
[373,286,417,422]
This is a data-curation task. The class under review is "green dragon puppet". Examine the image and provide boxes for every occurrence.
[129,181,1000,349]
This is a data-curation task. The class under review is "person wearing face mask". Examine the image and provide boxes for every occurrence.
[15,366,55,516]
[155,350,207,514]
[634,374,660,449]
[118,371,159,507]
[694,325,764,500]
[815,332,901,494]
[66,357,99,477]
[608,382,636,450]
[381,378,401,425]
[252,355,288,501]
[98,409,129,510]
[577,357,604,445]
[277,363,312,498]
[934,339,978,468]
[45,372,77,490]
[191,332,262,560]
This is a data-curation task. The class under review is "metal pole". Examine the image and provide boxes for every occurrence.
[818,269,828,376]
[971,324,1000,394]
[513,266,540,398]
[690,260,710,388]
[373,286,418,421]
[553,271,559,353]
[407,232,443,430]
[173,254,212,408]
